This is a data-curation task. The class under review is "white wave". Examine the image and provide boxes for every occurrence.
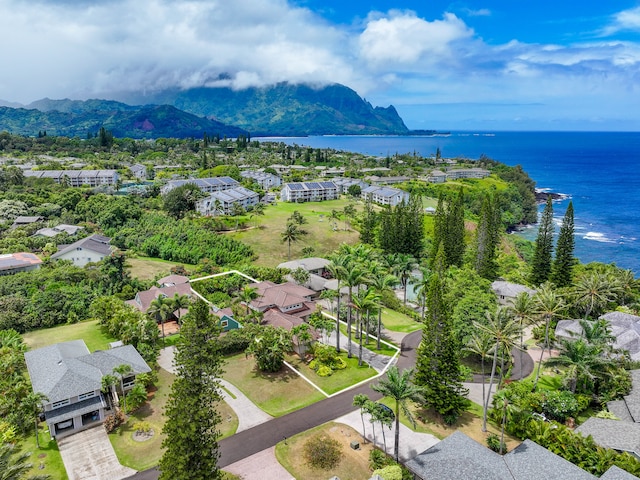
[583,232,616,243]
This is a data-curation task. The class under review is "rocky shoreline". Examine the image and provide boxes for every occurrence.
[535,190,569,203]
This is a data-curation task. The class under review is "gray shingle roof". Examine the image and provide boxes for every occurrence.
[51,233,112,259]
[575,418,640,457]
[600,465,640,480]
[504,439,595,480]
[25,341,151,404]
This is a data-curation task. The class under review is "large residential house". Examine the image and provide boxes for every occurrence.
[361,185,410,207]
[33,224,83,238]
[126,275,193,316]
[129,164,147,180]
[248,281,317,321]
[405,430,618,479]
[160,176,239,195]
[446,168,491,180]
[491,281,536,306]
[196,186,259,216]
[11,216,43,229]
[278,257,332,291]
[280,181,338,203]
[24,340,151,439]
[23,169,119,187]
[240,171,282,189]
[0,252,42,275]
[365,175,411,186]
[555,312,640,361]
[51,234,113,267]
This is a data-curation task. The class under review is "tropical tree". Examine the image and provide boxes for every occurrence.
[281,223,307,260]
[473,307,522,432]
[572,271,622,320]
[252,202,265,227]
[579,318,614,352]
[329,209,341,230]
[326,254,348,352]
[369,272,398,349]
[0,443,49,480]
[544,338,610,394]
[20,392,48,449]
[352,288,380,366]
[412,267,431,319]
[246,326,293,372]
[530,195,554,285]
[319,289,338,315]
[353,393,370,442]
[113,364,133,413]
[551,201,575,287]
[343,203,356,230]
[463,331,493,419]
[171,293,190,325]
[532,284,566,390]
[509,291,536,375]
[234,286,259,316]
[148,295,173,345]
[343,260,370,358]
[369,401,394,452]
[371,367,425,462]
[159,300,224,480]
[389,253,417,305]
[292,323,313,358]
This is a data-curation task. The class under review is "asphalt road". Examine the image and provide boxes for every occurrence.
[126,330,421,480]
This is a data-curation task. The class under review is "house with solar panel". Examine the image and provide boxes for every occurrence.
[361,185,410,207]
[160,176,239,195]
[280,181,338,203]
[196,186,260,215]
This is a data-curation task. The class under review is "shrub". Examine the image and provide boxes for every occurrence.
[373,465,403,480]
[303,435,343,470]
[369,448,391,470]
[309,343,347,376]
[133,421,152,434]
[486,434,506,453]
[104,410,126,433]
[540,390,581,423]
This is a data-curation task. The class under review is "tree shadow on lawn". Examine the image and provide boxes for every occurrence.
[250,364,299,384]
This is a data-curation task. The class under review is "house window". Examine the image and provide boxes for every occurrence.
[78,391,95,401]
[122,375,136,390]
[221,320,228,327]
[52,399,70,409]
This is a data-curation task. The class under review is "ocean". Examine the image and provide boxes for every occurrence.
[260,132,640,274]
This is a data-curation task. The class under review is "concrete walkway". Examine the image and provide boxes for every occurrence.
[158,346,273,432]
[224,447,294,480]
[58,426,136,480]
[327,329,396,373]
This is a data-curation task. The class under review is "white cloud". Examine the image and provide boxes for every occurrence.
[602,6,640,35]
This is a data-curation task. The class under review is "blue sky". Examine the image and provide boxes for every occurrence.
[1,0,639,130]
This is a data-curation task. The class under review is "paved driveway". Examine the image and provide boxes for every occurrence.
[58,426,136,480]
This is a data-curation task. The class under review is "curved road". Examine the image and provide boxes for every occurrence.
[127,330,533,478]
[127,330,421,480]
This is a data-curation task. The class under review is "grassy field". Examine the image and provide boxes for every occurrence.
[286,352,378,395]
[380,308,423,333]
[21,428,68,480]
[229,199,361,266]
[275,422,375,480]
[223,353,325,416]
[23,319,114,352]
[127,256,196,281]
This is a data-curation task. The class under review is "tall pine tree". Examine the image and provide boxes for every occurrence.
[446,188,465,267]
[474,194,500,279]
[530,195,554,285]
[359,198,378,245]
[551,201,575,287]
[159,300,224,480]
[415,246,468,421]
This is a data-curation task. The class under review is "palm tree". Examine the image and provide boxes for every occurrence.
[369,402,394,453]
[21,392,48,449]
[352,288,380,366]
[170,293,190,325]
[0,443,49,480]
[353,393,370,442]
[371,366,425,462]
[319,289,338,314]
[281,222,307,260]
[572,271,622,319]
[329,209,341,230]
[369,272,398,350]
[148,295,172,345]
[235,286,259,316]
[473,307,522,432]
[463,330,493,419]
[326,254,348,352]
[509,291,535,377]
[412,267,431,319]
[343,203,356,230]
[389,253,417,305]
[113,364,133,413]
[532,284,566,389]
[544,338,609,393]
[252,202,266,227]
[343,260,370,358]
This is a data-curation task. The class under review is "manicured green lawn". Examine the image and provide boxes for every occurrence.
[286,352,377,395]
[223,353,325,416]
[380,308,423,333]
[336,323,399,357]
[20,427,68,480]
[127,256,197,281]
[230,199,361,266]
[23,319,115,352]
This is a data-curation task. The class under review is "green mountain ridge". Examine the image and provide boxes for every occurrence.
[0,103,247,139]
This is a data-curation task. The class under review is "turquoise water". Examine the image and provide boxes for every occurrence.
[260,132,640,274]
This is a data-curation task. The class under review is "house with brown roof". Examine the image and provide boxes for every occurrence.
[248,281,317,321]
[0,252,42,275]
